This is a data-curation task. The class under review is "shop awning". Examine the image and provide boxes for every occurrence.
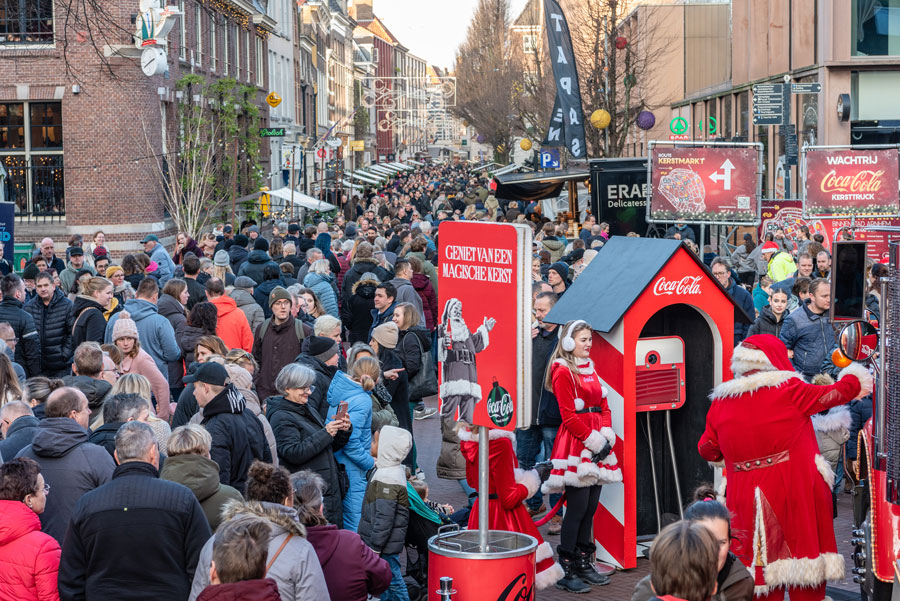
[368,165,395,176]
[406,159,425,166]
[267,187,336,211]
[356,169,387,182]
[349,171,381,184]
[388,162,414,171]
[490,163,520,177]
[493,168,590,201]
[376,163,403,173]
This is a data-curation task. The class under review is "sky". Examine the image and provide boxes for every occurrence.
[372,0,531,70]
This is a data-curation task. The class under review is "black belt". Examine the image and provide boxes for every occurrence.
[489,494,498,500]
[576,407,604,414]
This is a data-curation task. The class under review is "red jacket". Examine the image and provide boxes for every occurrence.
[197,578,280,601]
[411,273,437,331]
[211,295,253,352]
[0,500,61,601]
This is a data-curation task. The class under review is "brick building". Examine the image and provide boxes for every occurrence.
[0,0,274,255]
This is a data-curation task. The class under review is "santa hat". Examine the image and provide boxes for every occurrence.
[731,334,794,376]
[759,241,779,254]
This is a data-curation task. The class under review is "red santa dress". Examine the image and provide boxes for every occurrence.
[698,334,872,601]
[542,358,622,493]
[459,428,564,590]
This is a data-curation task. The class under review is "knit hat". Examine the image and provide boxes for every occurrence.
[248,225,260,235]
[307,335,339,363]
[22,262,40,280]
[92,247,108,260]
[268,286,291,308]
[760,241,779,254]
[105,265,123,279]
[569,249,585,263]
[233,276,256,289]
[345,223,358,239]
[371,322,399,349]
[548,262,569,281]
[254,237,270,252]
[112,311,139,342]
[234,234,250,247]
[214,250,229,267]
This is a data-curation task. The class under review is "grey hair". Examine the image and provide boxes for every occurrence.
[275,363,316,395]
[283,241,296,254]
[103,393,148,424]
[277,221,288,231]
[306,248,323,259]
[331,239,342,252]
[311,259,330,275]
[342,240,354,252]
[114,421,156,462]
[314,314,341,336]
[0,399,32,420]
[290,469,327,526]
[419,221,432,234]
[167,424,212,456]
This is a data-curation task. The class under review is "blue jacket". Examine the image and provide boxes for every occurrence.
[779,303,835,377]
[725,278,755,346]
[326,370,374,532]
[0,414,39,460]
[304,271,339,318]
[369,303,396,341]
[148,241,175,285]
[105,299,180,378]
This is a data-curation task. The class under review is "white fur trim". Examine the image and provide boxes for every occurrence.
[552,358,595,375]
[810,405,851,433]
[475,323,490,348]
[815,453,835,489]
[708,460,725,469]
[536,541,554,563]
[457,427,475,442]
[730,345,777,376]
[601,385,608,397]
[838,362,874,398]
[574,461,623,486]
[542,474,565,494]
[599,426,617,446]
[583,430,606,453]
[535,561,565,590]
[601,451,618,467]
[711,370,800,399]
[716,477,727,501]
[489,428,515,441]
[550,458,568,469]
[752,487,767,584]
[763,552,844,588]
[515,468,541,499]
[573,397,585,411]
[440,379,483,401]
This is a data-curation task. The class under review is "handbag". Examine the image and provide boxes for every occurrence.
[408,334,438,400]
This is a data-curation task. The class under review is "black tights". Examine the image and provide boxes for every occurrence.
[560,485,602,553]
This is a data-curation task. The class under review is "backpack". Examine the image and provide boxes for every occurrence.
[257,317,307,346]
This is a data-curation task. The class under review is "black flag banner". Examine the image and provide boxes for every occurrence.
[542,0,586,158]
[541,97,564,148]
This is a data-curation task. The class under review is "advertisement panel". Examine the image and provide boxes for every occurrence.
[589,158,649,236]
[803,148,900,217]
[0,202,12,266]
[437,222,531,430]
[649,146,760,224]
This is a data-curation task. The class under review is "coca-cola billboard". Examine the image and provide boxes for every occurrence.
[804,149,900,217]
[649,146,760,224]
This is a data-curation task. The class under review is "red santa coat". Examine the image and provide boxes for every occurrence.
[698,335,872,595]
[459,428,564,590]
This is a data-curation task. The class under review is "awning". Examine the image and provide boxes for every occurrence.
[376,164,403,173]
[490,163,520,177]
[349,171,381,184]
[341,179,365,191]
[470,162,497,173]
[267,187,337,211]
[356,169,387,182]
[389,162,414,171]
[367,165,395,176]
[406,159,425,167]
[493,168,590,201]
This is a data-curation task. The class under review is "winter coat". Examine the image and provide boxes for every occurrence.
[396,327,431,401]
[632,552,754,601]
[0,415,39,460]
[326,370,375,532]
[388,277,425,326]
[180,325,212,366]
[121,348,172,419]
[230,288,265,334]
[58,461,211,601]
[437,413,466,480]
[172,238,201,265]
[725,278,755,345]
[359,426,412,556]
[341,276,378,344]
[105,299,180,378]
[147,242,176,284]
[159,453,244,531]
[227,245,249,273]
[210,295,254,352]
[254,279,284,318]
[767,251,796,283]
[252,316,308,404]
[71,295,107,349]
[61,375,111,419]
[812,404,851,474]
[411,273,438,331]
[282,254,305,278]
[698,351,869,593]
[747,305,786,338]
[0,298,41,377]
[368,303,396,342]
[294,353,337,419]
[197,579,281,601]
[238,250,281,286]
[190,501,330,601]
[731,244,758,274]
[266,395,349,528]
[184,277,207,311]
[306,524,391,601]
[25,289,74,376]
[848,397,872,461]
[157,294,187,388]
[752,284,769,313]
[87,422,123,457]
[665,224,697,243]
[200,384,272,492]
[303,272,339,317]
[407,250,438,294]
[533,326,561,427]
[780,303,836,377]
[335,253,351,297]
[16,417,115,544]
[341,257,392,302]
[0,500,60,601]
[541,237,565,262]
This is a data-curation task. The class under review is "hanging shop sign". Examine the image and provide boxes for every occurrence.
[802,148,900,217]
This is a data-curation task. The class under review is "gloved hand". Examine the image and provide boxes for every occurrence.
[534,461,553,482]
[591,442,612,464]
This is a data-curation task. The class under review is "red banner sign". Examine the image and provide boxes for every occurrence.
[649,147,759,224]
[803,149,900,216]
[437,222,531,430]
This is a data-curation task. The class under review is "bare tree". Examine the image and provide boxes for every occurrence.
[55,0,138,84]
[507,0,556,143]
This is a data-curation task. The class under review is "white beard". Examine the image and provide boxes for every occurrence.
[449,316,471,342]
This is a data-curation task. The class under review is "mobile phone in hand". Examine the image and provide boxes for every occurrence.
[336,401,349,419]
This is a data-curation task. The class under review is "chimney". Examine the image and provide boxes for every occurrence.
[354,0,373,21]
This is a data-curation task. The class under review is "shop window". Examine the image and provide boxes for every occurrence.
[853,0,900,56]
[0,0,53,44]
[0,101,64,215]
[722,94,733,139]
[738,91,749,140]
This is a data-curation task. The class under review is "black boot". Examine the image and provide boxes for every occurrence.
[575,544,610,586]
[556,548,592,594]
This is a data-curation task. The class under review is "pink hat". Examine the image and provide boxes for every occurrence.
[146,260,159,273]
[760,241,779,254]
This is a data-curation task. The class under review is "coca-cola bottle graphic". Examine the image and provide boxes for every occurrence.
[487,377,513,427]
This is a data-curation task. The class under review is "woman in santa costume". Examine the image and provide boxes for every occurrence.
[458,424,564,590]
[540,319,623,594]
[698,334,872,601]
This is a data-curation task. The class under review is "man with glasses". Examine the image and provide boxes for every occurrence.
[711,258,755,346]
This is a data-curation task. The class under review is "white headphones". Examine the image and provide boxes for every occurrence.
[561,320,588,352]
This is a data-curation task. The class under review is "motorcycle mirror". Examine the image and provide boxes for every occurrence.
[839,319,879,362]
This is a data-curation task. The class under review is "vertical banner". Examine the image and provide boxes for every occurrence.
[0,202,14,266]
[437,222,532,430]
[543,0,586,158]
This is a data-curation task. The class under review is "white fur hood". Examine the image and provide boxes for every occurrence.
[811,405,851,433]
[710,370,801,400]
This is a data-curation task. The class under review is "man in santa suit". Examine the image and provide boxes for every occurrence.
[698,334,873,601]
[437,298,496,423]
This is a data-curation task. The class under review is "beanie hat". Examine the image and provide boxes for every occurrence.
[288,223,300,234]
[233,276,256,289]
[234,234,250,247]
[345,223,358,239]
[214,250,229,267]
[307,335,339,363]
[254,237,270,252]
[569,248,585,263]
[548,262,569,281]
[105,265,122,279]
[760,241,779,254]
[372,322,399,349]
[112,311,139,342]
[92,247,108,260]
[268,286,292,308]
[22,262,40,280]
[248,225,260,235]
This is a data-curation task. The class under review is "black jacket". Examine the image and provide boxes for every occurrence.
[0,414,38,460]
[87,421,123,458]
[282,254,305,277]
[341,258,392,303]
[228,245,250,273]
[71,295,108,348]
[341,277,378,344]
[0,297,41,377]
[25,288,74,376]
[237,250,281,286]
[157,294,187,387]
[266,395,350,528]
[201,384,272,492]
[747,305,786,338]
[534,326,561,427]
[62,375,112,418]
[58,461,211,601]
[294,353,337,419]
[396,327,431,380]
[184,277,207,311]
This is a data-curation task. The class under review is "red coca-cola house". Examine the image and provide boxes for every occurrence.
[546,236,752,569]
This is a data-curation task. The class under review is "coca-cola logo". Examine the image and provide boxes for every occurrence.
[652,275,702,296]
[496,573,534,601]
[820,169,885,194]
[488,384,513,427]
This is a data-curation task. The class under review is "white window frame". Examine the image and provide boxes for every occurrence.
[223,22,229,75]
[245,30,251,82]
[372,46,378,63]
[235,24,240,79]
[210,14,217,72]
[194,4,202,64]
[256,37,264,87]
[178,0,186,60]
